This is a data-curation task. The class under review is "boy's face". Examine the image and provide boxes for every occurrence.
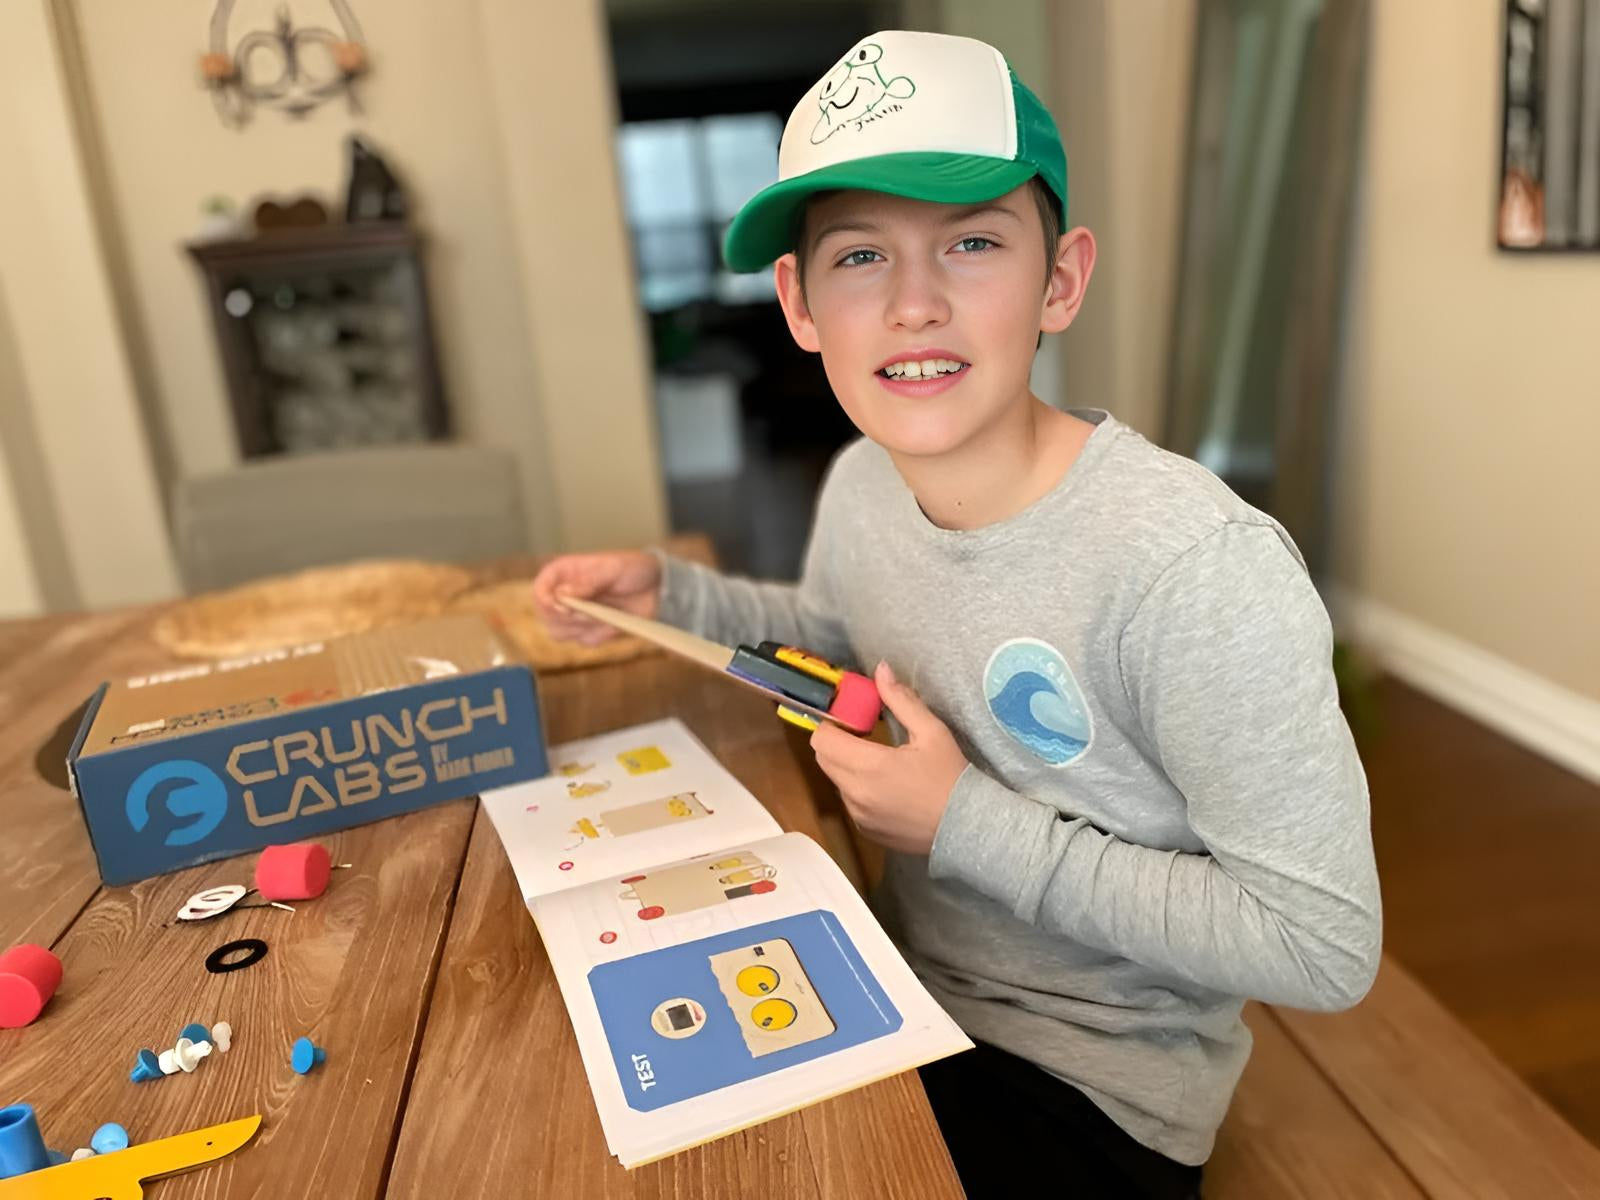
[773,185,1092,460]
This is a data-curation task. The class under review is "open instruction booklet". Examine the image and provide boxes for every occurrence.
[481,717,971,1167]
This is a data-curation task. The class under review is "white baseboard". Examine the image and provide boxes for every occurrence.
[1330,589,1600,786]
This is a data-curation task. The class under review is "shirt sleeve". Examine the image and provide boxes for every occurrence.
[649,451,854,665]
[927,521,1382,1011]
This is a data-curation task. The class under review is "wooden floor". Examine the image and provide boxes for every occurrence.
[1360,675,1600,1149]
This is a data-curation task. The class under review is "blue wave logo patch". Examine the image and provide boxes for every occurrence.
[125,759,229,847]
[983,639,1092,766]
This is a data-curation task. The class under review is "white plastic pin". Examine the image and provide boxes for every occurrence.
[212,1021,233,1053]
[171,1037,213,1073]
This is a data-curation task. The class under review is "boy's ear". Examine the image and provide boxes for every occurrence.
[1040,227,1097,336]
[773,252,822,353]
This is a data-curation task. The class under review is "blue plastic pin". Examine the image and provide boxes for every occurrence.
[89,1123,128,1155]
[178,1023,211,1045]
[129,1049,162,1083]
[0,1103,50,1180]
[46,1149,67,1166]
[290,1036,326,1075]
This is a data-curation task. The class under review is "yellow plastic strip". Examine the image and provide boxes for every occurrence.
[775,705,820,732]
[774,647,844,685]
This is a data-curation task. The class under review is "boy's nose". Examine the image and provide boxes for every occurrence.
[884,263,951,332]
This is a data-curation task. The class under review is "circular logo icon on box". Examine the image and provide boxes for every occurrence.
[124,759,229,846]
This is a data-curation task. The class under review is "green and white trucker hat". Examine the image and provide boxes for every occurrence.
[723,29,1068,273]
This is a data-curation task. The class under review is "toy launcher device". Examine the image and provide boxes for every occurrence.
[558,597,881,734]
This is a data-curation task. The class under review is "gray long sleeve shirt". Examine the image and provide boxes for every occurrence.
[652,408,1381,1165]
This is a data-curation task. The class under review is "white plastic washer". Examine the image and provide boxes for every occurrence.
[177,885,249,922]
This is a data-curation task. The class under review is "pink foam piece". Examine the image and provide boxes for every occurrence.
[255,842,333,901]
[0,943,62,1029]
[828,672,881,733]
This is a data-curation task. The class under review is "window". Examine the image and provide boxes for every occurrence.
[616,113,782,310]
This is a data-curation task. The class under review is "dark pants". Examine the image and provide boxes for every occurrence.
[919,1041,1205,1199]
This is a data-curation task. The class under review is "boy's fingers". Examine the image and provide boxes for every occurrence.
[533,590,616,645]
[569,556,622,595]
[810,722,857,763]
[530,573,561,611]
[809,726,854,780]
[537,558,610,601]
[810,754,842,788]
[530,557,641,646]
[874,661,942,738]
[812,722,887,778]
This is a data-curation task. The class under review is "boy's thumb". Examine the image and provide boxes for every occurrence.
[875,660,935,732]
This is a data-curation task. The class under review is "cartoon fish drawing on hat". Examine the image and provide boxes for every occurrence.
[811,42,916,144]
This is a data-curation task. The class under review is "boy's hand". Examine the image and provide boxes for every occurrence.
[810,661,969,856]
[531,551,663,646]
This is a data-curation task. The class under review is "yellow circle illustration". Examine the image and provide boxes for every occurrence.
[736,964,781,996]
[750,997,797,1031]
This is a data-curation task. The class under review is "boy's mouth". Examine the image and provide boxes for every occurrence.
[875,355,971,380]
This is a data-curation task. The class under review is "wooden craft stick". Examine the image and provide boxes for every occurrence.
[558,595,732,672]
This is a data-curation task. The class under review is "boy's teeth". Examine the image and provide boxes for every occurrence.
[884,358,965,378]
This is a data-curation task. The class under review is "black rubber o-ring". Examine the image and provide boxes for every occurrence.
[205,937,268,974]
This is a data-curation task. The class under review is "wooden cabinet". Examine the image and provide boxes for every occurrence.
[187,223,448,457]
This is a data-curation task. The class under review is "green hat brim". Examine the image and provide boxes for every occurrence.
[722,152,1040,273]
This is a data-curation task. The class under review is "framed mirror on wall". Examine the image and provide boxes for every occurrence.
[1499,0,1600,250]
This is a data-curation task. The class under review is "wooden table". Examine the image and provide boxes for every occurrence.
[5,582,1600,1198]
[0,598,963,1197]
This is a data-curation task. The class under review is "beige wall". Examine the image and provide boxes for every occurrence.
[1050,0,1195,437]
[0,0,181,612]
[1333,0,1600,702]
[0,295,46,619]
[478,0,668,551]
[0,448,43,620]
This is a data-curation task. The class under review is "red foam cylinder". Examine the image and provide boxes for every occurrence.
[828,672,882,734]
[0,943,62,1029]
[255,842,332,902]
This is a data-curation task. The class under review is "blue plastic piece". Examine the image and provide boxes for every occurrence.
[290,1036,326,1075]
[46,1149,67,1166]
[89,1122,129,1155]
[179,1022,211,1045]
[0,1103,51,1180]
[129,1049,162,1083]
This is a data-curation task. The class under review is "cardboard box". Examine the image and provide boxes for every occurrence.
[67,615,546,885]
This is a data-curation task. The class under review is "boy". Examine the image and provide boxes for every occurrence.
[535,30,1380,1198]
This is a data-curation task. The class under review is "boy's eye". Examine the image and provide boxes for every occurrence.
[837,249,883,267]
[955,236,995,253]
